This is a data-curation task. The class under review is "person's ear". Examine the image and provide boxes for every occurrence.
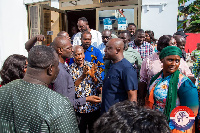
[47,65,53,76]
[58,48,63,54]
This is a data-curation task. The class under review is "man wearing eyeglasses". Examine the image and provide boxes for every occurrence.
[96,29,112,57]
[73,17,102,48]
[51,36,101,108]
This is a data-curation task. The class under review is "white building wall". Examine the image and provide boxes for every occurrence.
[0,0,28,68]
[141,0,178,39]
[0,0,178,68]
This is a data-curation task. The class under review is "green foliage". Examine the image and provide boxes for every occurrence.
[178,0,189,5]
[179,0,200,33]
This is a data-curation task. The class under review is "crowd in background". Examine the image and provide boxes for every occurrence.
[0,16,200,133]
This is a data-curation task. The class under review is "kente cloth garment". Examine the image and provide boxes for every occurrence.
[148,73,199,131]
[0,79,79,133]
[73,29,102,48]
[69,61,102,113]
[128,40,154,60]
[191,49,200,60]
[140,53,194,87]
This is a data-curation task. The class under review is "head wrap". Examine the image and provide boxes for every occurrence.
[159,46,182,60]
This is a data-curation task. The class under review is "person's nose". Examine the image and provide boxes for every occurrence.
[86,40,91,43]
[78,55,82,59]
[171,61,176,65]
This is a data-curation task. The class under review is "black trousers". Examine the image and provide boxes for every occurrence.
[76,109,100,133]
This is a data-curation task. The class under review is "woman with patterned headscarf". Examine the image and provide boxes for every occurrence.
[147,46,199,133]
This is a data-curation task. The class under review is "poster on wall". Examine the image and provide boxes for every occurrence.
[103,18,112,30]
[118,17,127,30]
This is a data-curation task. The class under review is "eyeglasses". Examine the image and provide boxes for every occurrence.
[78,25,87,29]
[102,36,111,39]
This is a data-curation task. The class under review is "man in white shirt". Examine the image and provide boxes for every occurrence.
[73,17,102,48]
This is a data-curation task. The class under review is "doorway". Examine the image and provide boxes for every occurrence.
[96,5,137,36]
[66,9,96,38]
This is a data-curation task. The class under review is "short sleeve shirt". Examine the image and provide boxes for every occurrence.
[101,58,138,113]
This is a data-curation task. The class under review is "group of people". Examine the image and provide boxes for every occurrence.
[0,16,199,133]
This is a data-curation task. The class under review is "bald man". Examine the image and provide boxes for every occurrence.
[174,35,187,61]
[68,45,102,132]
[51,37,100,108]
[57,31,70,40]
[101,38,138,114]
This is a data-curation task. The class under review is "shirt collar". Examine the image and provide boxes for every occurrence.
[59,62,68,70]
[86,45,93,52]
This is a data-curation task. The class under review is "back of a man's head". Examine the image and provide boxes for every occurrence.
[51,36,70,50]
[28,45,57,69]
[94,100,170,133]
[57,31,69,38]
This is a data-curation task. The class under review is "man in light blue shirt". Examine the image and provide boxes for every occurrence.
[97,29,112,57]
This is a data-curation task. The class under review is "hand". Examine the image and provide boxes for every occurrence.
[86,95,101,104]
[36,35,45,42]
[88,64,97,78]
[82,65,90,78]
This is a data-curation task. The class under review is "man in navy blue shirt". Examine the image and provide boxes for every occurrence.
[101,38,138,114]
